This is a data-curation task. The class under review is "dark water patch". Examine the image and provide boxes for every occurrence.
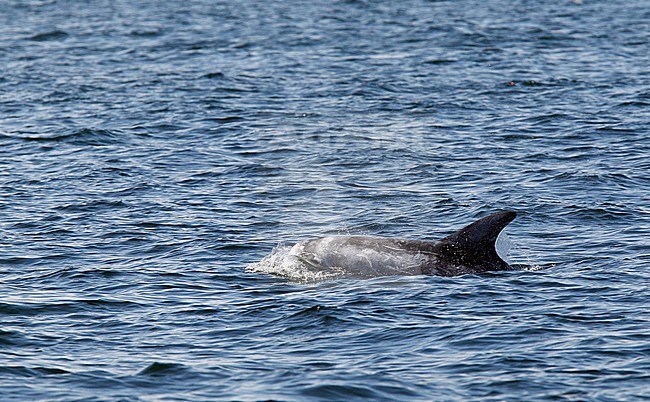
[595,126,636,134]
[0,256,44,266]
[0,366,70,377]
[204,116,244,124]
[0,329,29,347]
[203,71,226,79]
[424,58,456,64]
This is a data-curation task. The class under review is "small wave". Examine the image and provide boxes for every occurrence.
[27,30,68,42]
[0,128,122,145]
[137,362,188,377]
[0,299,140,316]
[0,366,70,377]
[521,112,572,124]
[128,28,165,38]
[617,100,650,108]
[301,383,382,400]
[0,329,29,347]
[57,199,128,213]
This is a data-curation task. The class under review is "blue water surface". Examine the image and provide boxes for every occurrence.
[1,0,649,400]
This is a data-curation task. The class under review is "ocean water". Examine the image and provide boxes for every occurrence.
[1,0,649,400]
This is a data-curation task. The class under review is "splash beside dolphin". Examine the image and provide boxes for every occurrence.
[286,211,517,278]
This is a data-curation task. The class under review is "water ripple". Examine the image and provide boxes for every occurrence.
[1,0,649,400]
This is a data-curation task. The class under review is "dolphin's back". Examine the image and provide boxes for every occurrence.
[288,211,517,277]
[292,236,430,277]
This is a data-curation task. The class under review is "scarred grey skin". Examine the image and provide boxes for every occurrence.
[290,211,517,277]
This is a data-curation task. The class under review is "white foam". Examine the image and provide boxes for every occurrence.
[245,244,346,282]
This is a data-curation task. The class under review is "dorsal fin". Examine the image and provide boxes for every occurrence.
[434,211,516,271]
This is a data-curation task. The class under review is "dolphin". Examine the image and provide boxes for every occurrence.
[288,211,517,277]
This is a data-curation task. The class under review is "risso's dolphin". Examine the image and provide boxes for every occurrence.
[289,211,517,277]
